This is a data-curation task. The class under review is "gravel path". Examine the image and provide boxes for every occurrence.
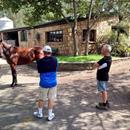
[0,59,130,130]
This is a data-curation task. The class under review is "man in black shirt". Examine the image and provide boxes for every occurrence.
[93,44,112,110]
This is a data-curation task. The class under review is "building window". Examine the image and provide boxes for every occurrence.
[35,32,41,41]
[83,29,96,42]
[46,30,63,42]
[20,30,27,41]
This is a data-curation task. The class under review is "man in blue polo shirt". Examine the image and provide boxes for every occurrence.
[33,45,58,121]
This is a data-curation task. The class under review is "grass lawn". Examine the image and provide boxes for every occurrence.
[57,54,103,63]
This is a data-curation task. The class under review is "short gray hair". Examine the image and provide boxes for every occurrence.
[102,44,112,52]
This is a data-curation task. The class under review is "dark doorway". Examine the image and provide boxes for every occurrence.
[3,31,19,46]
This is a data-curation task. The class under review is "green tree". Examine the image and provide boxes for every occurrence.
[84,0,93,55]
[0,0,78,55]
[84,0,107,55]
[1,0,130,56]
[84,0,130,55]
[104,0,130,44]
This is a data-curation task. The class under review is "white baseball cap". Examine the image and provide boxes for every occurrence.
[43,45,52,53]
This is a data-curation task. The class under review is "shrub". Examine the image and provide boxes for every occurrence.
[111,43,128,57]
[96,29,129,57]
[108,32,129,57]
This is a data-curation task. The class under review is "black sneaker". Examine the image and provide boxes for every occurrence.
[96,101,109,110]
[106,101,110,108]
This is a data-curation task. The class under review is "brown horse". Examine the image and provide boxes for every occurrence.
[0,40,43,88]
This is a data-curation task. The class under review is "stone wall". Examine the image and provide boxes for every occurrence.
[58,62,95,71]
[18,17,118,55]
[28,57,130,71]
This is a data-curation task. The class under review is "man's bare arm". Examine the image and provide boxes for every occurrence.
[93,63,99,69]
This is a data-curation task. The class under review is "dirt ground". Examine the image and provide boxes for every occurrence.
[0,59,130,130]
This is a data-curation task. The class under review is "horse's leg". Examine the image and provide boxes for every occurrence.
[10,64,17,87]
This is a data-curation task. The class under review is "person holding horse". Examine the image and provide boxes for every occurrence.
[33,45,58,121]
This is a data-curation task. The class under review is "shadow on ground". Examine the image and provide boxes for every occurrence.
[0,65,130,130]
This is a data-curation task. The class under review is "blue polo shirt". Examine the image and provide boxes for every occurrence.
[36,56,58,88]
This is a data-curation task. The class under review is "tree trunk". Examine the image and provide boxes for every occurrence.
[72,26,79,56]
[116,30,120,44]
[55,0,79,56]
[84,29,90,55]
[84,0,93,55]
[72,0,79,56]
[116,15,122,44]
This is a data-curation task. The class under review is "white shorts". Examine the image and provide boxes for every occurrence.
[39,87,57,100]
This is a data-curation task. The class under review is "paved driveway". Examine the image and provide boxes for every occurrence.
[0,59,130,130]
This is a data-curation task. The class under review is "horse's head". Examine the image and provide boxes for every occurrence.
[33,47,44,60]
[0,40,12,58]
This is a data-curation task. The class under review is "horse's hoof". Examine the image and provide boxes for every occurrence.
[10,83,17,88]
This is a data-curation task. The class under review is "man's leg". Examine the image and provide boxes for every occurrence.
[48,99,54,109]
[47,87,57,121]
[34,87,48,118]
[48,99,54,117]
[37,99,44,115]
[96,81,109,110]
[34,99,44,118]
[102,91,108,103]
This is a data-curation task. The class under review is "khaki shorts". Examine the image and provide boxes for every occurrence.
[39,87,57,100]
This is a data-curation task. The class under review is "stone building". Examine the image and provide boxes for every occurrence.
[0,16,119,55]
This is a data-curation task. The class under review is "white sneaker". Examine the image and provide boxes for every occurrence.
[47,113,55,121]
[33,111,43,119]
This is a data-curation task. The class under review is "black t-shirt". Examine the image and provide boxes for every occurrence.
[36,56,58,73]
[97,56,112,81]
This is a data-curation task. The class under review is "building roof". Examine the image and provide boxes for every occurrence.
[0,15,115,33]
[0,16,14,31]
[0,17,86,33]
[0,26,31,33]
[33,16,86,28]
[0,16,13,22]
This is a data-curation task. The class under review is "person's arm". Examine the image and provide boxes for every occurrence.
[98,63,107,70]
[93,58,105,70]
[36,60,41,73]
[53,57,58,71]
[93,62,100,69]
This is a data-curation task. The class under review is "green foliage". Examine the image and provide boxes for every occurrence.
[111,43,129,57]
[0,0,130,27]
[0,0,64,26]
[96,31,113,44]
[103,0,130,21]
[57,54,102,62]
[109,33,129,57]
[127,47,130,53]
[106,20,130,57]
[108,31,117,44]
[96,27,129,57]
[0,0,113,26]
[112,21,129,39]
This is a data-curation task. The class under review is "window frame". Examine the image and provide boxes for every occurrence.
[20,30,28,42]
[82,29,96,43]
[46,30,63,43]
